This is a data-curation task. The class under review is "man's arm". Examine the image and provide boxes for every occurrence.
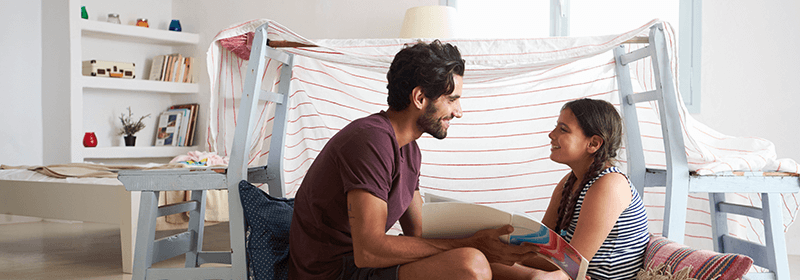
[348,189,537,268]
[398,190,423,237]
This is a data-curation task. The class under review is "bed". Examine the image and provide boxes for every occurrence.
[0,168,137,273]
[0,164,230,274]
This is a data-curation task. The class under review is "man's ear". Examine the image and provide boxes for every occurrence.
[587,135,604,154]
[411,86,427,110]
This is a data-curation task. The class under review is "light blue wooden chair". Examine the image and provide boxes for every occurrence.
[614,23,797,280]
[118,22,292,280]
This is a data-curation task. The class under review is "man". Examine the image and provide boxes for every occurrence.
[289,40,536,280]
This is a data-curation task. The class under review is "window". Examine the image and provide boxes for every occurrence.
[445,0,701,112]
[454,0,550,38]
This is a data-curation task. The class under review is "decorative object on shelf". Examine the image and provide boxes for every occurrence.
[119,107,151,147]
[169,19,182,32]
[136,18,149,28]
[83,132,97,147]
[107,13,121,24]
[124,135,137,147]
[81,6,88,20]
[82,60,136,79]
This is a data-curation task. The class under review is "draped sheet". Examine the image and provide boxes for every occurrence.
[206,19,799,253]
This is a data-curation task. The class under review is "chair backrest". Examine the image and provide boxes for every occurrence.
[225,22,294,279]
[613,23,691,242]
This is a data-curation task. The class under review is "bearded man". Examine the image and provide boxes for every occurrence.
[289,40,537,280]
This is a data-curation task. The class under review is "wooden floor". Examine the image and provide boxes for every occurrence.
[1,218,799,279]
[0,219,230,280]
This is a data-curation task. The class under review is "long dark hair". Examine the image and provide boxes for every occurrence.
[554,98,623,234]
[386,40,465,111]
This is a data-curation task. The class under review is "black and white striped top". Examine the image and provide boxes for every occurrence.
[563,167,650,280]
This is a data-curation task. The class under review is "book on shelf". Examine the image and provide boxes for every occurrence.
[154,110,183,146]
[421,201,589,280]
[168,103,199,146]
[167,108,190,146]
[148,53,196,83]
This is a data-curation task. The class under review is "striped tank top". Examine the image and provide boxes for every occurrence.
[563,167,650,280]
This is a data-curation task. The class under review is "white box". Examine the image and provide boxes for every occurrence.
[82,60,135,79]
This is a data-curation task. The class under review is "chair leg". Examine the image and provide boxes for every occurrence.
[708,193,728,253]
[185,190,207,268]
[761,193,790,280]
[131,191,159,280]
[663,179,689,244]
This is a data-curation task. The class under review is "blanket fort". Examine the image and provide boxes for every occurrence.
[206,19,799,251]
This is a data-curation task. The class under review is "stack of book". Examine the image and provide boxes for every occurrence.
[148,54,197,83]
[154,103,199,147]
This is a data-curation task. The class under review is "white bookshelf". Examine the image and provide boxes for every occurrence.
[43,0,201,164]
[82,76,199,94]
[81,19,199,45]
[83,146,198,159]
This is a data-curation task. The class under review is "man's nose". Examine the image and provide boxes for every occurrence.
[453,100,463,118]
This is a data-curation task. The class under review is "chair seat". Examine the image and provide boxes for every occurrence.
[119,165,270,192]
[643,168,800,193]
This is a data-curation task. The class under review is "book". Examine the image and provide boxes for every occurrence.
[168,103,199,146]
[421,201,589,280]
[147,55,166,81]
[154,110,183,146]
[167,108,191,146]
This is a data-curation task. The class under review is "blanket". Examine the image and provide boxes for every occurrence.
[206,19,799,257]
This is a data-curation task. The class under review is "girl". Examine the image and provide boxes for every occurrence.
[494,98,649,280]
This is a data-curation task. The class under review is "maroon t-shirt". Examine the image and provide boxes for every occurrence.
[288,111,421,279]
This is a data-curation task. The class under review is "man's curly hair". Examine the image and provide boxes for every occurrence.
[386,40,465,110]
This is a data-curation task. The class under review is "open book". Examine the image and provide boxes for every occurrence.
[421,201,589,280]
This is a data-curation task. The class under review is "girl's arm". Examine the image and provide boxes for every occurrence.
[569,172,631,260]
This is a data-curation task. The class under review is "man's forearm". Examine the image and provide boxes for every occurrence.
[353,233,469,268]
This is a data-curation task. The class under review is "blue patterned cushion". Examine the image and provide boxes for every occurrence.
[239,180,294,280]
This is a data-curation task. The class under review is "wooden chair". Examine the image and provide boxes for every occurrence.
[118,22,292,280]
[614,23,797,280]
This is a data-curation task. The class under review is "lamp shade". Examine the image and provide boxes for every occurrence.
[399,6,459,39]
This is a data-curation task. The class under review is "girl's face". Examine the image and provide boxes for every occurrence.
[548,108,594,167]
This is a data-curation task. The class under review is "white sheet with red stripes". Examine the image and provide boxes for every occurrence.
[205,19,799,253]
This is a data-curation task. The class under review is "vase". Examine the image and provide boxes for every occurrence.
[169,19,182,32]
[124,135,136,147]
[83,132,97,147]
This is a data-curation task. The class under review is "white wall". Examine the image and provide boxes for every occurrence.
[695,0,800,253]
[0,2,43,165]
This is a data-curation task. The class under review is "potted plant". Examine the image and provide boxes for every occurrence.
[119,107,150,146]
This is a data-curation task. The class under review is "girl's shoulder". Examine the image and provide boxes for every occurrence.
[587,167,630,192]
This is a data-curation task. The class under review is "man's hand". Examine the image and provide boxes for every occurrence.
[467,225,539,266]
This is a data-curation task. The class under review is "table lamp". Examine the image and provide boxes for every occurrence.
[399,5,459,39]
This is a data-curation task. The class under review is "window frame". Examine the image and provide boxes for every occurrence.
[442,0,701,112]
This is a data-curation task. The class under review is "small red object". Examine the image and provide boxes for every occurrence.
[83,132,98,147]
[136,18,149,28]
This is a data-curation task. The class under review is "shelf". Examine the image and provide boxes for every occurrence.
[83,146,199,159]
[81,19,199,46]
[82,76,199,94]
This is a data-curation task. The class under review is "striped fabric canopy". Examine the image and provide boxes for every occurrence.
[206,19,799,257]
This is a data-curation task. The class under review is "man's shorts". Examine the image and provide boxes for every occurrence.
[338,255,400,280]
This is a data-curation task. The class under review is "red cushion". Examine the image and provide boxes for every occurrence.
[643,234,753,280]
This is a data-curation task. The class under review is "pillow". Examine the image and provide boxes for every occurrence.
[239,180,295,280]
[637,234,753,280]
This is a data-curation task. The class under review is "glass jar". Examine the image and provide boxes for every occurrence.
[136,18,149,28]
[107,13,121,24]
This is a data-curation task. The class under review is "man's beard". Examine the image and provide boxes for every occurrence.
[417,103,447,139]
